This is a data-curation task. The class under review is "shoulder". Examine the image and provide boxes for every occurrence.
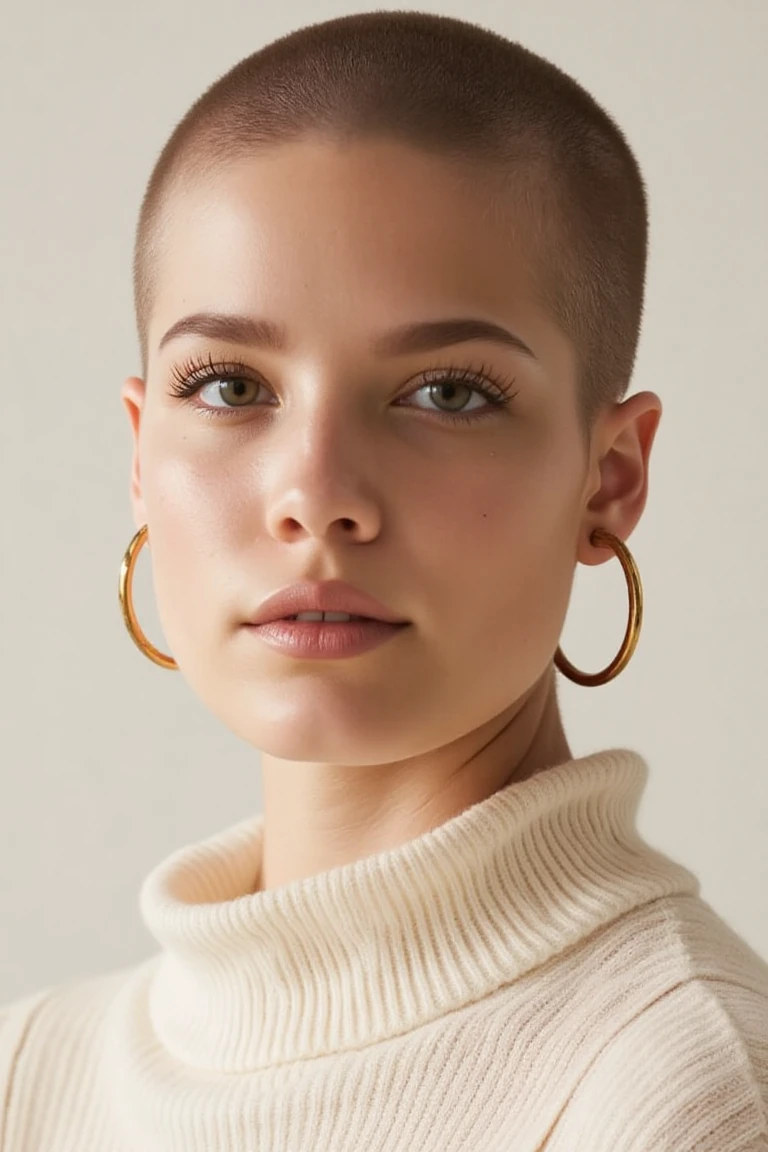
[0,957,156,1143]
[540,891,768,1150]
[0,982,63,1148]
[0,984,54,1094]
[1,957,156,1066]
[547,975,768,1151]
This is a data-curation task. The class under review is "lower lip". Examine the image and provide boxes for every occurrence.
[246,619,411,659]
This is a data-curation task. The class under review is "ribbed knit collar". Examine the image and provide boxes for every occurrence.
[139,748,700,1073]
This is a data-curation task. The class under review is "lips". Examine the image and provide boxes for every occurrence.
[249,580,409,627]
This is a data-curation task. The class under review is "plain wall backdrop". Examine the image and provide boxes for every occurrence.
[1,0,766,1003]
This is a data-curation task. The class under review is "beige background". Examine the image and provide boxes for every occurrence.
[1,0,766,1003]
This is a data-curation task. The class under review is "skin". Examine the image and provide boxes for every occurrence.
[122,137,661,891]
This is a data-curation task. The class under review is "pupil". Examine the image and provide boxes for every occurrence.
[221,378,250,403]
[435,381,466,409]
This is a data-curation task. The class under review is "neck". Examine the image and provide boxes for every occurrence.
[260,665,571,890]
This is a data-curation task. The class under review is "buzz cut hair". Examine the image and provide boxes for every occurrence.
[133,10,648,438]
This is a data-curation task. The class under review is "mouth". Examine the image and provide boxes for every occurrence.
[243,614,411,659]
[263,616,410,628]
[249,580,409,628]
[280,613,387,623]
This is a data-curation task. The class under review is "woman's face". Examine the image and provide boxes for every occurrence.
[122,138,594,765]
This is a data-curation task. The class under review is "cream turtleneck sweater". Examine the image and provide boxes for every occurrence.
[1,748,767,1151]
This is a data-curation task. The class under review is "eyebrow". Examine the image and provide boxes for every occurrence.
[157,311,538,360]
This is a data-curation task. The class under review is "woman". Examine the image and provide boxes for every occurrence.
[2,11,766,1151]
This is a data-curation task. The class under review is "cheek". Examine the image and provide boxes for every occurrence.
[138,434,241,663]
[411,444,579,693]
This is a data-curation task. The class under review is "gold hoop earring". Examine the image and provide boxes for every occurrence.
[118,523,642,682]
[118,524,178,670]
[554,527,643,687]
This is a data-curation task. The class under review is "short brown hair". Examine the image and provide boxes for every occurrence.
[133,10,648,436]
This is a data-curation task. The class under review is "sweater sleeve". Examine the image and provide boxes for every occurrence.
[546,977,768,1152]
[0,987,54,1147]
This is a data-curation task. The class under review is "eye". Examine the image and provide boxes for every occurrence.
[199,376,262,408]
[168,353,271,412]
[167,352,518,424]
[401,367,515,421]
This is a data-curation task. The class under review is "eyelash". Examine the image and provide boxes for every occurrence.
[167,351,519,425]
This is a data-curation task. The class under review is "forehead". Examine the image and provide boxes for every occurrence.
[149,138,566,372]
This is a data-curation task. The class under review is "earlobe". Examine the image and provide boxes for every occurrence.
[120,375,147,527]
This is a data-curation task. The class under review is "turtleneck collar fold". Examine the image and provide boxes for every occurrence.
[138,748,700,1072]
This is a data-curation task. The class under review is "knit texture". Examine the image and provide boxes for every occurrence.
[1,747,767,1151]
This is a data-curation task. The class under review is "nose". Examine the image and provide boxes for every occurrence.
[262,434,384,545]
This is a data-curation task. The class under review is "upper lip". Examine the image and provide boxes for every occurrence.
[248,581,410,625]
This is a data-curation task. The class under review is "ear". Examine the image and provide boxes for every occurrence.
[578,391,663,567]
[120,375,148,531]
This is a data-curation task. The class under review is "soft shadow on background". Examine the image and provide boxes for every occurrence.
[1,0,766,1001]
